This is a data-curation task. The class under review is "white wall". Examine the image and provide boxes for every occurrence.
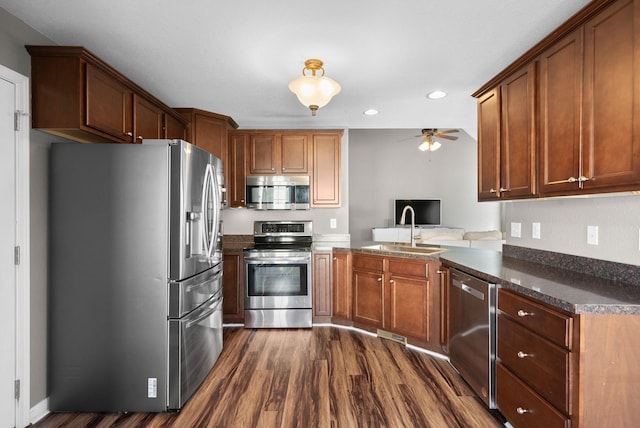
[348,129,500,244]
[223,130,350,235]
[504,193,640,265]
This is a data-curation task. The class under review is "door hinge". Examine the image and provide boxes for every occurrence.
[14,110,29,131]
[14,379,20,400]
[14,246,20,265]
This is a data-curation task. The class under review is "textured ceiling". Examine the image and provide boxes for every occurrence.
[1,0,591,132]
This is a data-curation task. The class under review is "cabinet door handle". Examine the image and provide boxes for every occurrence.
[567,176,578,183]
[517,351,532,358]
[499,187,510,192]
[516,407,530,415]
[578,175,591,182]
[124,131,133,137]
[489,188,497,193]
[517,309,533,317]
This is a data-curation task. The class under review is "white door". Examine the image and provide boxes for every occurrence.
[0,65,30,428]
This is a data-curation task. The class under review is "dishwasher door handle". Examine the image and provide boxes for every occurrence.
[461,283,485,301]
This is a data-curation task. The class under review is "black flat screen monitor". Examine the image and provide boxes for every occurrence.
[394,199,441,226]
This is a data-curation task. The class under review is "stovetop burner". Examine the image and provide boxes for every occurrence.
[251,220,313,250]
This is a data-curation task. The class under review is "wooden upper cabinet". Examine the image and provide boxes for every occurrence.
[477,89,501,201]
[133,94,164,143]
[165,112,187,140]
[477,64,536,202]
[500,63,537,199]
[249,134,279,174]
[248,132,309,175]
[228,133,248,207]
[85,63,132,143]
[581,0,640,193]
[175,108,238,161]
[539,29,584,196]
[312,132,342,207]
[26,46,185,145]
[475,0,640,199]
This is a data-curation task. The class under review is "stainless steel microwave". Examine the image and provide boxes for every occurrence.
[245,175,310,210]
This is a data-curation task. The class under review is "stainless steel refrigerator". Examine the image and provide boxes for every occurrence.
[49,139,224,412]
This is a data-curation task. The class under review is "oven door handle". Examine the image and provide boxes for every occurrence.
[244,257,311,263]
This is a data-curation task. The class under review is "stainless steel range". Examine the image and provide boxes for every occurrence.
[244,220,313,328]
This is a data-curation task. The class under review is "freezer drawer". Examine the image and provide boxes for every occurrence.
[168,289,223,410]
[168,263,223,318]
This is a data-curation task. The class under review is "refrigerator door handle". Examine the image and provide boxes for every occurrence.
[201,164,214,257]
[209,163,220,257]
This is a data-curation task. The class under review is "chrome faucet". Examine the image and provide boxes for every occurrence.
[400,205,416,247]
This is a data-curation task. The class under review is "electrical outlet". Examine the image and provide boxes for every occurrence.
[587,225,599,245]
[532,222,541,239]
[510,222,521,238]
[330,218,337,229]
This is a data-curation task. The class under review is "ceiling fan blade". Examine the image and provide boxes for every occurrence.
[436,135,458,140]
[436,129,459,135]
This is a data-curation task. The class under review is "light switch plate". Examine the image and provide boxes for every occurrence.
[510,222,521,238]
[587,225,599,245]
[532,222,541,239]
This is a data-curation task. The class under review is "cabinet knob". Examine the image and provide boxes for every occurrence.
[125,131,133,137]
[499,187,509,192]
[567,176,578,183]
[516,407,530,415]
[377,277,382,282]
[271,168,275,171]
[240,199,245,203]
[137,135,143,140]
[517,351,531,359]
[333,257,337,260]
[489,188,497,193]
[389,279,395,284]
[578,175,591,182]
[517,309,533,317]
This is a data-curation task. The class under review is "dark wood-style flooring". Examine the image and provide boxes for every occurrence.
[32,326,504,427]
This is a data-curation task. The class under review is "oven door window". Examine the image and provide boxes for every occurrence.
[247,263,308,297]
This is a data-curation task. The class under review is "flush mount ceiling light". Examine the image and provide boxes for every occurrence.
[426,90,447,100]
[363,108,379,116]
[288,59,341,116]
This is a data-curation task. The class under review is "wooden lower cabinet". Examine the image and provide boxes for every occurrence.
[497,288,640,427]
[222,251,244,323]
[331,251,352,322]
[350,253,439,350]
[312,251,332,322]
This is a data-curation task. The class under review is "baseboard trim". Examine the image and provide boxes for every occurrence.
[30,397,49,424]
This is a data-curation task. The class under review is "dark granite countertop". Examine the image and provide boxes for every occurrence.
[345,242,640,315]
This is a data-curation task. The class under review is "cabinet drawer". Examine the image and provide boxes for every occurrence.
[498,289,572,349]
[496,363,570,428]
[498,315,571,413]
[352,254,384,272]
[388,258,428,279]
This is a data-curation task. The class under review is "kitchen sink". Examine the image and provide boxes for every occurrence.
[361,244,446,256]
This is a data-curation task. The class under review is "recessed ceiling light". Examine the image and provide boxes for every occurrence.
[426,90,447,100]
[363,109,379,116]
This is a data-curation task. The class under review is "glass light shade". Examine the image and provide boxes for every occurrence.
[288,75,341,109]
[418,137,441,152]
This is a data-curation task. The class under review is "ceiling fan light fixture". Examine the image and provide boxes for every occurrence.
[427,90,447,100]
[418,136,442,152]
[288,59,341,116]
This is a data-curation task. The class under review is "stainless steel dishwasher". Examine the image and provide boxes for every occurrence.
[448,267,497,409]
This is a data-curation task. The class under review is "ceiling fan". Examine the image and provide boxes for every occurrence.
[417,128,459,152]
